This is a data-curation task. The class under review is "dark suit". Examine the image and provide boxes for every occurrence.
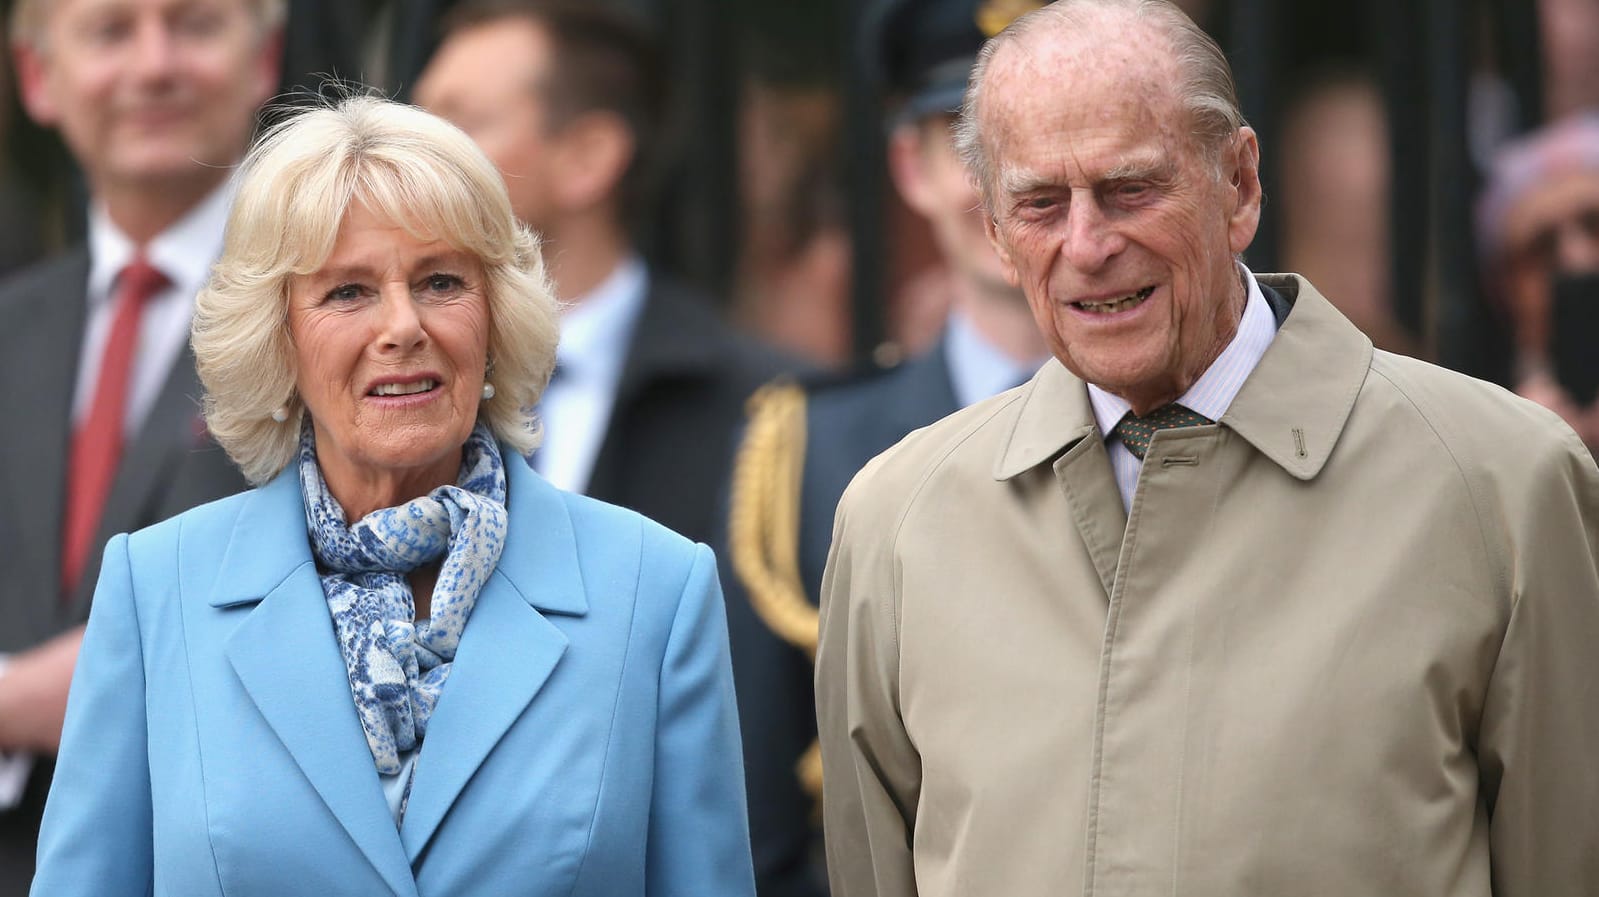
[0,248,247,894]
[724,344,961,897]
[585,275,791,547]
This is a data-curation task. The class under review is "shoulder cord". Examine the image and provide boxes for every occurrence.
[727,381,825,803]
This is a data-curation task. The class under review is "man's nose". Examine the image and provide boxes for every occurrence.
[1058,198,1126,273]
[129,20,180,80]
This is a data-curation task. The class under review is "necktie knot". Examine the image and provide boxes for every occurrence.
[1112,403,1215,460]
[60,253,171,598]
[117,255,169,309]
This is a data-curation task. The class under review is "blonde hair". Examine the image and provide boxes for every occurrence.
[10,0,287,49]
[192,94,560,485]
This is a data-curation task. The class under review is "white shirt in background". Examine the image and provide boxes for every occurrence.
[535,255,647,494]
[944,305,1048,410]
[73,179,235,434]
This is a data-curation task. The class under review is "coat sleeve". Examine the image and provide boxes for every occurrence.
[31,534,155,897]
[645,543,757,896]
[1476,431,1599,895]
[815,480,921,897]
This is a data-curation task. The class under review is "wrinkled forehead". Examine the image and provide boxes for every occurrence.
[982,17,1185,136]
[982,34,1189,176]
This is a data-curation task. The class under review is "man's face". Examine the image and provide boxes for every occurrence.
[15,0,278,196]
[891,114,1014,297]
[981,26,1260,410]
[415,18,560,235]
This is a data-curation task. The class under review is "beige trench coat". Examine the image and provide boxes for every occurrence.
[816,275,1599,897]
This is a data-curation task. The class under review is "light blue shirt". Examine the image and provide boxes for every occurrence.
[944,306,1048,409]
[1087,265,1278,512]
[535,256,647,493]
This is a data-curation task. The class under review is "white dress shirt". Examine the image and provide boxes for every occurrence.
[72,179,235,433]
[0,654,25,810]
[944,306,1048,409]
[1087,266,1278,512]
[535,255,647,494]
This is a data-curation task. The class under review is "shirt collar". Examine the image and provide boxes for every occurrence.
[944,306,1049,408]
[87,176,237,308]
[1086,264,1277,437]
[554,254,647,379]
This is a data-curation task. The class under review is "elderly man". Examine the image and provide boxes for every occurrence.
[815,2,1599,896]
[724,2,1049,894]
[0,0,277,889]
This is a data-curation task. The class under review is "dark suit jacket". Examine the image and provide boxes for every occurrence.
[585,275,791,547]
[724,343,961,897]
[0,248,247,895]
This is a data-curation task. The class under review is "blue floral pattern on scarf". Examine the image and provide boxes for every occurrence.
[298,423,508,778]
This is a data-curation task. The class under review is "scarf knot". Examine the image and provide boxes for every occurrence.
[299,424,508,776]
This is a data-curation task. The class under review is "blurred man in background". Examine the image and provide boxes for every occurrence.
[415,0,786,546]
[1479,112,1599,451]
[0,0,280,889]
[722,1,1050,893]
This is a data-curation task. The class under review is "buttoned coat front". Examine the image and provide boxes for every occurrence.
[816,275,1599,897]
[32,453,756,897]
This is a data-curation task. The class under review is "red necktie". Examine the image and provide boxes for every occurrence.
[61,255,169,598]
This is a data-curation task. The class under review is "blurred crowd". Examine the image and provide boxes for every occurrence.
[0,0,1596,894]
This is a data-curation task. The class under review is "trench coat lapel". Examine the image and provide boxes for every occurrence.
[1224,275,1372,479]
[399,457,588,861]
[215,469,419,897]
[995,361,1126,599]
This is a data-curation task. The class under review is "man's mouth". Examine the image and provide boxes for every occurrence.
[1073,285,1155,314]
[369,379,438,397]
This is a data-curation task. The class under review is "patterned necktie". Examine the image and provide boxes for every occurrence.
[1111,403,1214,460]
[62,255,169,597]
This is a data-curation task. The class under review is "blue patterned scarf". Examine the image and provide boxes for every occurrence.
[298,424,508,778]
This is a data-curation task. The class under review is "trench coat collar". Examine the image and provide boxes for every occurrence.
[1221,274,1372,480]
[993,273,1371,482]
[215,451,587,891]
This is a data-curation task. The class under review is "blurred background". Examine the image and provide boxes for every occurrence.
[1,0,1594,390]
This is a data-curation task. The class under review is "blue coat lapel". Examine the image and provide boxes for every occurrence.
[399,455,588,859]
[210,456,589,880]
[214,469,419,897]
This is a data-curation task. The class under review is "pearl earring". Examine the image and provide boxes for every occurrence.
[270,406,290,424]
[481,382,496,401]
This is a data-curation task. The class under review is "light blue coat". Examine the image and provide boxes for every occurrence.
[32,453,756,897]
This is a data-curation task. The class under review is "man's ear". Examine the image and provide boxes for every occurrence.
[13,41,60,127]
[982,207,1022,287]
[549,110,634,213]
[1225,126,1263,255]
[887,124,936,215]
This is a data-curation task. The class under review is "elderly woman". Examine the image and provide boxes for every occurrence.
[30,96,755,897]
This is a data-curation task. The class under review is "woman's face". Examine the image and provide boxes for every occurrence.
[287,202,491,502]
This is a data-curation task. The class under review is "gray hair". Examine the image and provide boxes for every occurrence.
[954,0,1245,203]
[192,95,560,485]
